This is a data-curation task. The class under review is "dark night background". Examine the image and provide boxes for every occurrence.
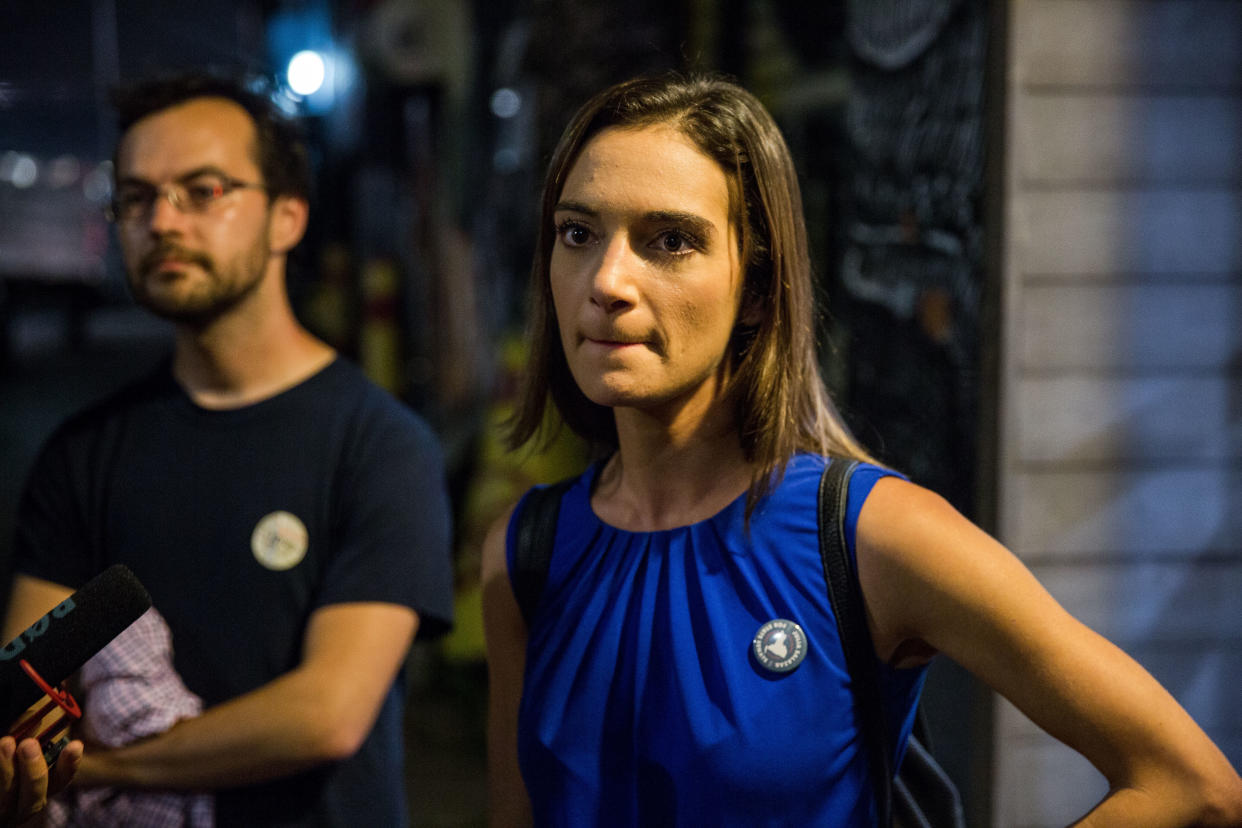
[0,1,993,823]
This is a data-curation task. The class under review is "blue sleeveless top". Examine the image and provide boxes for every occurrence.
[507,454,928,827]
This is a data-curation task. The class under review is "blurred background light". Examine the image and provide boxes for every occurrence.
[82,163,112,203]
[287,50,327,97]
[10,154,37,188]
[48,155,81,189]
[489,87,521,119]
[267,2,351,115]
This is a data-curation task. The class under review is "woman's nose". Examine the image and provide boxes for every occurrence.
[589,236,638,312]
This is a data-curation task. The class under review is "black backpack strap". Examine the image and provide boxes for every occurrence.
[818,458,894,826]
[511,478,575,627]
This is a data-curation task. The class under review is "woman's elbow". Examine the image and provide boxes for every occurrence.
[1197,773,1242,827]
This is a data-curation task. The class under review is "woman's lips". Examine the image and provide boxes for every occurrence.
[585,337,642,349]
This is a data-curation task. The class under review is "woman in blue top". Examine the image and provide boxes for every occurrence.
[481,73,1242,826]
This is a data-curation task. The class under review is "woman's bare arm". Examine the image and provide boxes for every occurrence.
[856,477,1242,827]
[481,502,534,828]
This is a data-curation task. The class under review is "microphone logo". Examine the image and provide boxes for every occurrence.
[0,598,77,661]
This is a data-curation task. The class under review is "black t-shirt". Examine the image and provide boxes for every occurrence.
[15,358,454,827]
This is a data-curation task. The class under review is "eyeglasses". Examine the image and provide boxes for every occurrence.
[105,173,267,222]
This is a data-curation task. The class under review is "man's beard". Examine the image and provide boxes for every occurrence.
[128,239,268,327]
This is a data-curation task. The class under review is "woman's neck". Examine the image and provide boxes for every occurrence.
[593,402,755,532]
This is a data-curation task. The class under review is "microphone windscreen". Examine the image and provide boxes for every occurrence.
[0,564,152,729]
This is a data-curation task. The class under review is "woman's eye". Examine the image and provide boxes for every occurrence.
[557,221,592,246]
[655,231,695,254]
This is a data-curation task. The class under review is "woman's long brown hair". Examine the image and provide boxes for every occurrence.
[508,73,878,515]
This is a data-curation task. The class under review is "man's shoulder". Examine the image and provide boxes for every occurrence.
[313,359,439,447]
[43,365,175,449]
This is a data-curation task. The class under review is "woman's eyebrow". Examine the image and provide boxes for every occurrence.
[643,210,715,240]
[552,203,717,241]
[553,200,597,216]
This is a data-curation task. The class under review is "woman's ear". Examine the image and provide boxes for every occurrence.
[737,290,765,328]
[267,195,309,254]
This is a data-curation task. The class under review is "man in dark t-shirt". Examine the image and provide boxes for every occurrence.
[4,71,453,826]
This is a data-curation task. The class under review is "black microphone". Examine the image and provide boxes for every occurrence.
[0,564,152,731]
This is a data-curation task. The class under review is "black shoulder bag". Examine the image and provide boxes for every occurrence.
[818,459,965,827]
[512,465,965,826]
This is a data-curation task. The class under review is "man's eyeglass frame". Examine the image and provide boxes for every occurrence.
[105,175,267,223]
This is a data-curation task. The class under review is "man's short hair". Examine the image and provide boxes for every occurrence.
[111,71,311,201]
